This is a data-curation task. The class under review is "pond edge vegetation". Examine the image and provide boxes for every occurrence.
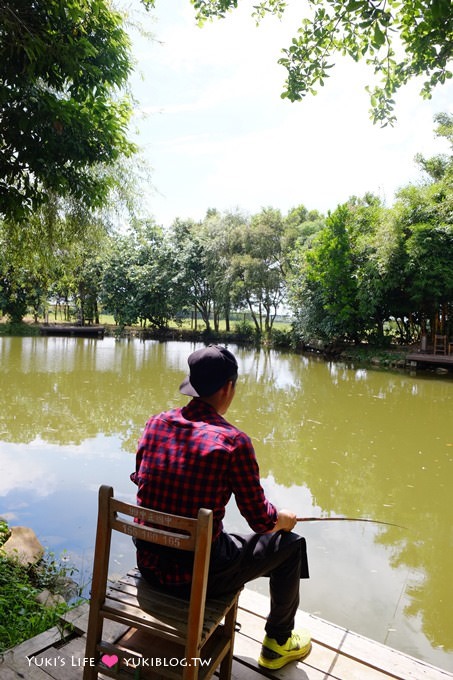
[0,318,418,373]
[0,519,82,654]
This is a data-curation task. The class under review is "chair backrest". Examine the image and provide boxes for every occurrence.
[85,486,242,680]
[91,485,213,656]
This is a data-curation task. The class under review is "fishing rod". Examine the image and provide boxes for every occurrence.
[296,516,406,529]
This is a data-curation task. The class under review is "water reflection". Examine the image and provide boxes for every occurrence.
[0,338,452,671]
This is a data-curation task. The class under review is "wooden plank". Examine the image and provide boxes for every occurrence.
[108,580,191,624]
[119,571,236,622]
[231,659,273,680]
[406,353,453,366]
[60,603,90,634]
[0,662,55,680]
[5,626,69,659]
[0,662,56,679]
[231,657,333,680]
[57,635,88,659]
[1,609,127,680]
[0,665,29,680]
[235,608,392,680]
[103,596,187,640]
[27,646,85,680]
[239,589,348,650]
[96,629,230,680]
[322,629,449,680]
[237,590,453,680]
[4,584,451,680]
[61,602,129,645]
[1,651,71,679]
[107,575,234,642]
[31,637,112,680]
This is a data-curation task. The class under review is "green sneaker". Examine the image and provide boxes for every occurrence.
[258,630,311,670]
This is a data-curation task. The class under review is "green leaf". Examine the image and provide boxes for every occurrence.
[372,24,386,47]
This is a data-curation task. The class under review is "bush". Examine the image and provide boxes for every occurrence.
[0,520,10,546]
[269,327,293,348]
[0,322,41,337]
[0,523,80,652]
[234,319,256,341]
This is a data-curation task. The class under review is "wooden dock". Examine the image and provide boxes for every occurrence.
[406,350,453,369]
[1,588,452,680]
[39,325,105,338]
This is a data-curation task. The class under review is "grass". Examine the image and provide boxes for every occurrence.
[0,320,41,336]
[0,313,294,341]
[0,521,81,653]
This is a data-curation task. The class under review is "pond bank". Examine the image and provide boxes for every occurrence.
[1,320,451,374]
[0,522,78,653]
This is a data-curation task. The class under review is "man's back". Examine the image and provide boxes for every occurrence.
[130,344,311,670]
[131,397,277,586]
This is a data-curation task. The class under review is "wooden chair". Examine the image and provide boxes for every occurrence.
[83,485,241,680]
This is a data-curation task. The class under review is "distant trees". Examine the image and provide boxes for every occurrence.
[289,114,453,344]
[168,218,218,332]
[99,221,184,329]
[289,204,361,342]
[165,209,288,334]
[392,114,453,338]
[1,116,451,347]
[230,208,286,334]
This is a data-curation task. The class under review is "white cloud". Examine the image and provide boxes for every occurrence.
[126,0,453,225]
[0,447,56,498]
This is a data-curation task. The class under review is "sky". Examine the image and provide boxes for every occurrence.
[124,0,452,227]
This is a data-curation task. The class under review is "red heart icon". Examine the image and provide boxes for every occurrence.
[101,654,119,668]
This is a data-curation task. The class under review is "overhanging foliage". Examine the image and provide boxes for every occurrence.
[186,0,453,126]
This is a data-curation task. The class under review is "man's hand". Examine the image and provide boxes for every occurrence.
[273,508,297,532]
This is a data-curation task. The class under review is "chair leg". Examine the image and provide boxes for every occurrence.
[218,596,240,680]
[83,613,102,680]
[183,657,199,680]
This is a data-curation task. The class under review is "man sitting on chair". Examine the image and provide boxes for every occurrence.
[130,344,311,670]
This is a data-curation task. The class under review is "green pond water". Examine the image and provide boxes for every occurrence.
[0,337,452,671]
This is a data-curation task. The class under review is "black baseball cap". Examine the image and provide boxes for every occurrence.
[179,345,238,397]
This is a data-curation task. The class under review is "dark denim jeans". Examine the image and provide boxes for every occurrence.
[138,530,309,643]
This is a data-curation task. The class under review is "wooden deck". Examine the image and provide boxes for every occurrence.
[1,588,452,680]
[39,325,105,338]
[406,352,453,368]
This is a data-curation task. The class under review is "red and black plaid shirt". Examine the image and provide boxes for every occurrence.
[130,398,278,586]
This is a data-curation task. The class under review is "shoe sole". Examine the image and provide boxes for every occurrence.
[258,641,312,670]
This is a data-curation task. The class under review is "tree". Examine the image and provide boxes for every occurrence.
[169,219,216,331]
[406,223,453,325]
[187,0,453,126]
[338,195,384,339]
[290,204,361,342]
[65,229,109,326]
[0,212,53,322]
[100,232,141,327]
[0,194,113,323]
[287,115,453,345]
[200,209,249,331]
[131,221,185,329]
[283,205,325,272]
[390,113,453,337]
[0,0,136,221]
[231,208,286,334]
